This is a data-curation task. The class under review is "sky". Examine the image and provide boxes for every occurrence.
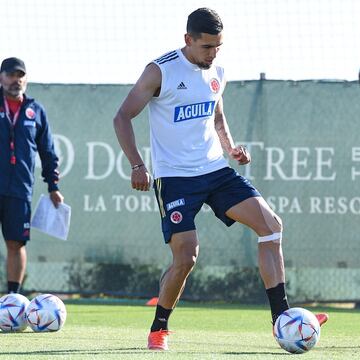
[1,0,360,84]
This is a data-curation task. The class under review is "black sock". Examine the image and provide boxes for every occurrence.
[8,281,21,294]
[266,282,289,324]
[150,305,173,332]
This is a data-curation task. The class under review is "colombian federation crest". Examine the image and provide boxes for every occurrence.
[170,211,183,224]
[25,107,36,119]
[210,78,220,93]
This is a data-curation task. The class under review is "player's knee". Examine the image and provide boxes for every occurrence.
[182,256,197,272]
[175,255,197,276]
[258,214,283,244]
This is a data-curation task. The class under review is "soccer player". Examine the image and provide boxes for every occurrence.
[113,8,328,351]
[0,57,63,294]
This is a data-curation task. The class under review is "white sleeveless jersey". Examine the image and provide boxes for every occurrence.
[148,49,229,178]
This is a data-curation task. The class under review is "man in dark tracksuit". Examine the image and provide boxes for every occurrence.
[0,57,64,293]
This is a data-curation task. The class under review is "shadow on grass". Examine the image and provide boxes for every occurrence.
[223,352,289,356]
[0,348,292,356]
[0,348,143,356]
[2,346,359,356]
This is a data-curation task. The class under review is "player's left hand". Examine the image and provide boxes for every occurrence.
[50,190,64,208]
[229,145,251,165]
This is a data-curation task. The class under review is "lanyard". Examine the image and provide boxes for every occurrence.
[3,96,22,165]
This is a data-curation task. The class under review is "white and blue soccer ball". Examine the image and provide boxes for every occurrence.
[26,294,67,332]
[273,307,320,354]
[0,293,30,332]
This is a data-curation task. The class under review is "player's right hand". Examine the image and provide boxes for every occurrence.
[131,167,152,191]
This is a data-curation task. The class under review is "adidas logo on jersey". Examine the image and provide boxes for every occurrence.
[177,82,187,89]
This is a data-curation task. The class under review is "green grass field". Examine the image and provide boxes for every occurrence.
[0,302,359,359]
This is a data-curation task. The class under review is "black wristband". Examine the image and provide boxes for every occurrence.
[131,164,144,170]
[48,182,59,192]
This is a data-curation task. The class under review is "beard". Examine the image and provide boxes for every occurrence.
[6,84,25,98]
[196,62,211,70]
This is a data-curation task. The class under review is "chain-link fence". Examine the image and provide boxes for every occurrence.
[1,80,359,303]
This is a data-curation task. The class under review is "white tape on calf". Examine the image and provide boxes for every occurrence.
[258,232,282,243]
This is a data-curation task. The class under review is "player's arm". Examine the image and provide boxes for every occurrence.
[214,96,251,165]
[113,63,161,191]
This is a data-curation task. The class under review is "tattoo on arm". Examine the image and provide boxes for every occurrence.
[214,102,235,154]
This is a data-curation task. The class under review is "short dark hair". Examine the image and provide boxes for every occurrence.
[186,8,223,39]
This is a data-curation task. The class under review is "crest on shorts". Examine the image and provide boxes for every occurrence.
[170,211,183,224]
[210,78,220,93]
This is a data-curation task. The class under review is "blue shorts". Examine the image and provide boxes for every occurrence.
[154,167,261,243]
[0,196,31,242]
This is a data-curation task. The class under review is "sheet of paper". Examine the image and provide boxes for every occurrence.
[31,194,71,241]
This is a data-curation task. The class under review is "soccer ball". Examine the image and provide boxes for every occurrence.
[273,307,320,354]
[26,294,67,332]
[0,293,30,332]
